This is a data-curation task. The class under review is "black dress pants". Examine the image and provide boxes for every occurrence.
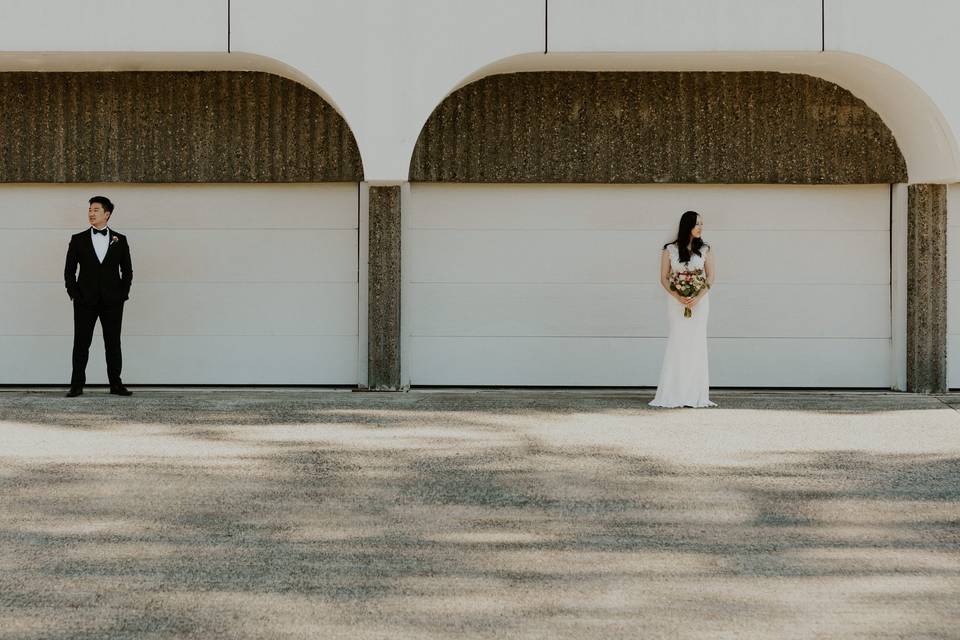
[71,298,124,387]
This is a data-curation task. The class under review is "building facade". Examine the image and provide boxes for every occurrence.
[0,0,957,391]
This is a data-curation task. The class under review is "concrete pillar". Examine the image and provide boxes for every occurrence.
[891,184,908,391]
[367,185,401,389]
[906,184,947,393]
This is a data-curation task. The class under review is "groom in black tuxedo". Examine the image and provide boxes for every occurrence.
[63,196,133,397]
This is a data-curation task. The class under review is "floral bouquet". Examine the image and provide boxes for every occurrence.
[669,268,709,318]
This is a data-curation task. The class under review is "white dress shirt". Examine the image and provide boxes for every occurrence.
[91,226,110,263]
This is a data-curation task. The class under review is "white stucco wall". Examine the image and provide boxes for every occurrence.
[227,0,960,182]
[2,0,960,182]
[549,0,822,52]
[231,0,544,182]
[0,0,227,51]
[1,0,958,388]
[825,0,960,182]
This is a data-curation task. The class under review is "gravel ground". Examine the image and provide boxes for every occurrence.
[1,388,958,639]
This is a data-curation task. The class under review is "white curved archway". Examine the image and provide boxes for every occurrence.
[417,51,959,184]
[0,50,359,151]
[6,49,951,183]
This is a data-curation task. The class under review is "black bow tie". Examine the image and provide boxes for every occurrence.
[92,228,108,236]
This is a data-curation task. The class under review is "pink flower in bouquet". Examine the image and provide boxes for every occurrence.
[668,268,709,318]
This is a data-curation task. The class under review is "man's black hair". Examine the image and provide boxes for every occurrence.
[89,196,114,214]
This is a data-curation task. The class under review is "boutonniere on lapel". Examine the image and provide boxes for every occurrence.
[110,235,119,245]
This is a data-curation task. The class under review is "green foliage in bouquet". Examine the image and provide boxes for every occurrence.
[669,268,709,318]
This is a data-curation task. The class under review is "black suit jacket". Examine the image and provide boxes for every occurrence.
[64,228,133,304]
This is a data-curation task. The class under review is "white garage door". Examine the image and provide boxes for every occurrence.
[1,184,358,384]
[405,184,891,387]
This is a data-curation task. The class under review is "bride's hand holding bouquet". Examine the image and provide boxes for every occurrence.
[668,268,710,318]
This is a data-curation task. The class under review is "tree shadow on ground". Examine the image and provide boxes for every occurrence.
[0,389,951,439]
[1,420,958,640]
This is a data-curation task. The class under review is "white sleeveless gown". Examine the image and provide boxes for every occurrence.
[649,244,716,408]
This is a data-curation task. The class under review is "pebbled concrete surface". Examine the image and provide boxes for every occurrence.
[1,388,958,639]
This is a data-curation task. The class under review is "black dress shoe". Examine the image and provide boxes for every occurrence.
[110,385,133,396]
[65,387,83,397]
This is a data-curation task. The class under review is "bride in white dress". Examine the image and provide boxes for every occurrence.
[650,211,717,408]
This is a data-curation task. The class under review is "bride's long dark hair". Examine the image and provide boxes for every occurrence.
[663,210,707,263]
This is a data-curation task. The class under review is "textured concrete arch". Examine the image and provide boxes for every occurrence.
[409,70,906,184]
[0,70,363,182]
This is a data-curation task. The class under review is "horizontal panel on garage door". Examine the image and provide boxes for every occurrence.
[406,184,891,387]
[1,283,357,336]
[0,184,359,384]
[408,229,886,285]
[407,337,891,388]
[407,283,890,339]
[408,184,890,231]
[2,230,357,283]
[2,336,357,385]
[0,184,359,230]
